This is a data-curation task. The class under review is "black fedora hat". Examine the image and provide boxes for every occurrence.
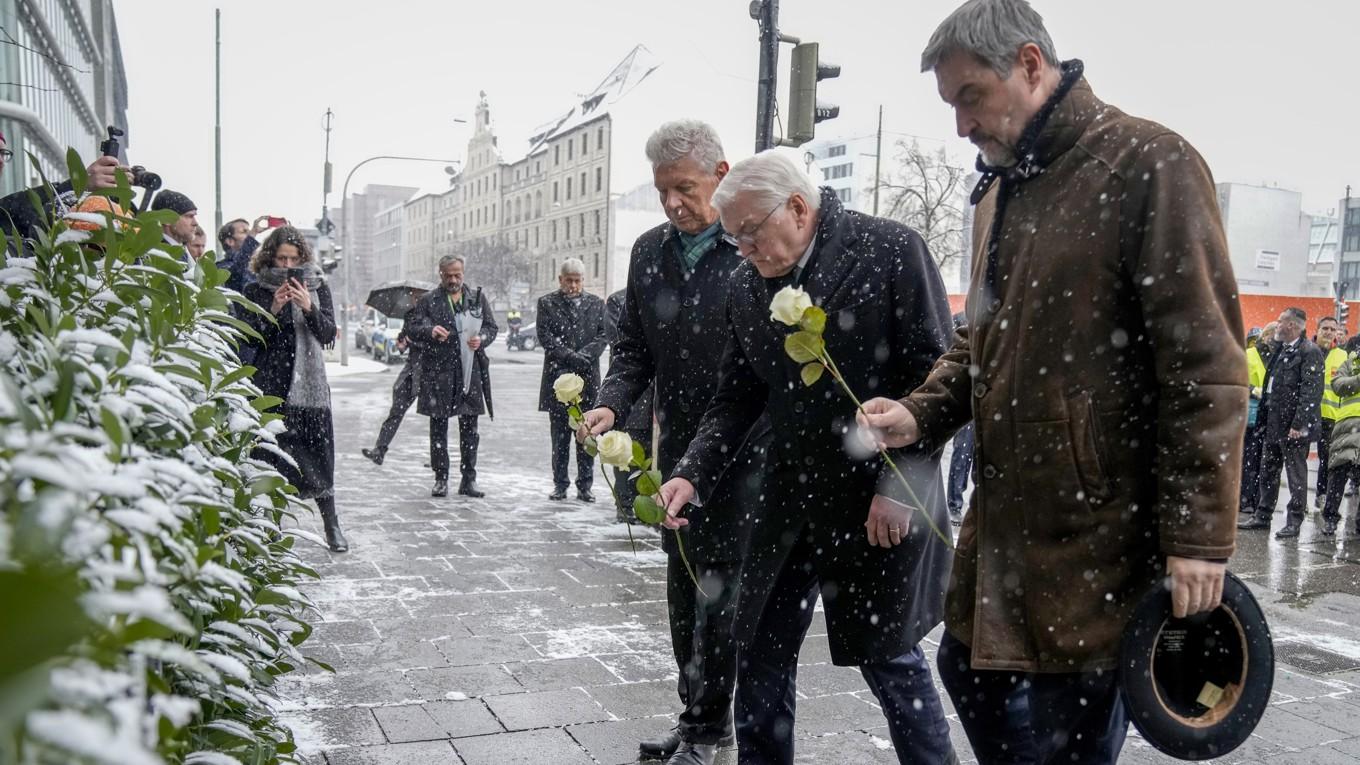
[1119,571,1274,760]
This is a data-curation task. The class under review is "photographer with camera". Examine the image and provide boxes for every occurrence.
[216,215,273,293]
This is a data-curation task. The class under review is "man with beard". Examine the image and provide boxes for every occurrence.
[581,120,768,765]
[858,1,1245,761]
[655,148,956,765]
[406,255,497,498]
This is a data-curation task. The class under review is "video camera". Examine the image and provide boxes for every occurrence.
[100,126,161,193]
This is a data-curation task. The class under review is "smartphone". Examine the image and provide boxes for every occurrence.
[286,267,307,283]
[267,216,288,228]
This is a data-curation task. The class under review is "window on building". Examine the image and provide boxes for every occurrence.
[568,140,573,161]
[593,253,600,278]
[565,218,571,239]
[555,145,560,165]
[594,209,601,235]
[579,213,585,239]
[598,127,604,150]
[535,226,540,247]
[535,191,543,218]
[536,161,542,174]
[582,134,588,155]
[553,182,559,203]
[552,220,557,242]
[829,145,846,157]
[580,172,587,198]
[595,167,603,193]
[837,187,852,203]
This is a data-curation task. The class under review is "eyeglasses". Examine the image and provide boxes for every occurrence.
[0,149,12,160]
[722,198,788,248]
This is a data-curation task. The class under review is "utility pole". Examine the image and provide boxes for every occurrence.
[213,8,222,234]
[873,105,883,216]
[753,0,780,152]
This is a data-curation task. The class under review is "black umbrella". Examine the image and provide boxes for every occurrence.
[365,280,434,318]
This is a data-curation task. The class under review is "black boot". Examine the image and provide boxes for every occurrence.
[459,480,485,498]
[317,496,348,553]
[640,726,682,760]
[432,480,448,497]
[458,416,482,497]
[361,447,385,466]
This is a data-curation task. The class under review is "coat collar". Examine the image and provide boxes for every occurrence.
[798,187,866,312]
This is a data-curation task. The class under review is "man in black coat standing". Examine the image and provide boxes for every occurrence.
[406,255,497,498]
[582,120,768,765]
[657,151,955,765]
[1240,306,1325,538]
[537,258,607,502]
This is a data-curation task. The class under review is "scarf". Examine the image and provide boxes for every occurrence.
[970,59,1085,304]
[255,262,330,409]
[675,221,723,272]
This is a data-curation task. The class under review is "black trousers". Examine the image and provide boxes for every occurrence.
[1239,424,1265,512]
[938,631,1127,765]
[373,362,417,455]
[947,423,974,513]
[667,556,741,745]
[430,415,479,483]
[1255,436,1309,525]
[1322,460,1360,525]
[548,407,593,491]
[1318,419,1335,497]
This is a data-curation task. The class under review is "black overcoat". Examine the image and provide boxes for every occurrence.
[672,189,954,664]
[536,290,608,412]
[604,289,653,438]
[597,223,770,563]
[406,286,498,419]
[1259,336,1325,443]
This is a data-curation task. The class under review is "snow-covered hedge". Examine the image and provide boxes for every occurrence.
[0,154,320,764]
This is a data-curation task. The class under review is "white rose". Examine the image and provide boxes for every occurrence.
[770,285,813,326]
[596,430,634,468]
[553,373,585,404]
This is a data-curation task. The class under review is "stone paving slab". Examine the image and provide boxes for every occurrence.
[275,350,1360,763]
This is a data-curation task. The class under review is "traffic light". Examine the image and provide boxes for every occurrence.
[1340,301,1350,326]
[785,42,840,146]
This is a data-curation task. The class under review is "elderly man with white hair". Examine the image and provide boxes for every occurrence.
[655,147,956,764]
[582,119,769,765]
[536,257,607,502]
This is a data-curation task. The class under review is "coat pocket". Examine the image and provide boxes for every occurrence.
[1064,390,1112,503]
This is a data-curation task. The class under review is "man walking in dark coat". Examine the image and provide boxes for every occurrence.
[656,150,955,765]
[1240,306,1325,538]
[406,255,497,498]
[604,288,653,524]
[584,120,769,765]
[537,258,607,502]
[362,291,428,466]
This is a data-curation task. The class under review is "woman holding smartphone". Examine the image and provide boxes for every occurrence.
[245,226,348,552]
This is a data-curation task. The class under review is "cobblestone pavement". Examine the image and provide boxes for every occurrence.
[275,344,1360,764]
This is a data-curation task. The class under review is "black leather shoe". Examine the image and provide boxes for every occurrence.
[666,742,718,765]
[1237,515,1271,530]
[458,481,485,498]
[640,727,682,760]
[577,489,596,503]
[549,488,568,501]
[1323,519,1338,536]
[361,447,385,466]
[1275,524,1301,539]
[432,480,448,497]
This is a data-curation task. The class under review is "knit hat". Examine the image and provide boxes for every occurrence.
[151,190,197,216]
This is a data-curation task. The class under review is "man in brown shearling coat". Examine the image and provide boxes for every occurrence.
[859,1,1247,762]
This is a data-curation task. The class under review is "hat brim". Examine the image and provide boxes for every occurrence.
[1120,571,1273,760]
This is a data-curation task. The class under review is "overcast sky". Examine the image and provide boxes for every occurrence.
[113,0,1359,230]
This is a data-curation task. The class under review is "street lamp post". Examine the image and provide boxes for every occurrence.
[339,155,461,365]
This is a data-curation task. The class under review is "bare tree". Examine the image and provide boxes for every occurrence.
[456,237,534,311]
[871,140,967,268]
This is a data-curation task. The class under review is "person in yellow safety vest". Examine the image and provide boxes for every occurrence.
[1316,316,1344,507]
[1241,322,1276,513]
[1319,335,1360,535]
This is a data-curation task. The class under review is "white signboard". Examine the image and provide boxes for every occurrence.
[1256,249,1281,271]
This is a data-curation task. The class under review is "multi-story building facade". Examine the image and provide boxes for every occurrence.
[1218,182,1326,297]
[0,0,130,196]
[401,191,438,285]
[371,202,404,290]
[335,184,417,309]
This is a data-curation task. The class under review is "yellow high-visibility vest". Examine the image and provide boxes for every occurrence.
[1247,346,1266,390]
[1323,347,1348,421]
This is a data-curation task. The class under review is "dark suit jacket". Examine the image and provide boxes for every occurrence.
[536,290,607,412]
[406,285,498,419]
[597,223,771,562]
[605,289,653,437]
[1260,335,1324,443]
[671,189,954,664]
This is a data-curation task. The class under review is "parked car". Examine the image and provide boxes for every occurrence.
[355,310,376,352]
[506,322,538,351]
[372,318,407,364]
